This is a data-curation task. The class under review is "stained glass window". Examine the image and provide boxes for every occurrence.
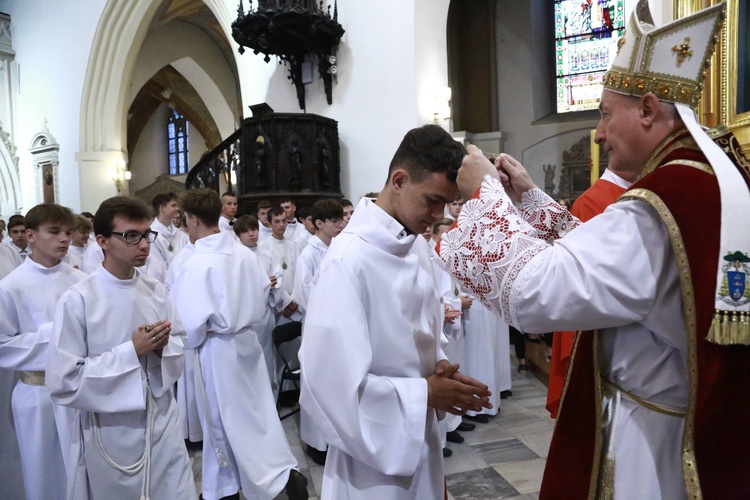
[555,0,625,113]
[168,110,189,175]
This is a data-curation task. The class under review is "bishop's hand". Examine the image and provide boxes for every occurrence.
[456,145,499,200]
[495,153,537,204]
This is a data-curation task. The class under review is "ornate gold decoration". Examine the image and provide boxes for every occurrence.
[616,34,626,55]
[672,37,694,66]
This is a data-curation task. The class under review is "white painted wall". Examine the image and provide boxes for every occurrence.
[0,0,106,212]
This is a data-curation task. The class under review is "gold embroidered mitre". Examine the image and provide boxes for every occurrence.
[602,0,725,108]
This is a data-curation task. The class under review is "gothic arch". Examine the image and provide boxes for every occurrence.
[78,0,239,158]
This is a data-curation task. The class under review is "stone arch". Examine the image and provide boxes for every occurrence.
[77,0,240,208]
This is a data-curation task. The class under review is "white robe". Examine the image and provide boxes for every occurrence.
[461,293,509,416]
[151,218,189,267]
[164,243,203,442]
[249,244,279,397]
[300,198,447,499]
[7,240,30,260]
[67,244,86,260]
[47,265,196,500]
[259,236,302,322]
[293,235,329,452]
[0,258,85,500]
[285,220,311,247]
[171,231,298,500]
[440,176,688,499]
[0,243,23,499]
[258,223,273,244]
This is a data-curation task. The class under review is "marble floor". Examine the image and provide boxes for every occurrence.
[190,356,553,500]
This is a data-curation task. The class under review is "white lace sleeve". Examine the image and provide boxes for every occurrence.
[519,188,580,241]
[438,175,549,321]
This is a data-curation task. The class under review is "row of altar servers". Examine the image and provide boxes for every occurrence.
[0,201,513,499]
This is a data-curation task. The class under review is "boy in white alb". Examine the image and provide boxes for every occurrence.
[47,196,195,499]
[259,205,302,323]
[218,192,238,234]
[293,199,344,466]
[150,192,189,267]
[300,125,492,499]
[0,203,86,500]
[171,189,307,500]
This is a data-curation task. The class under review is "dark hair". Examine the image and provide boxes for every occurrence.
[363,191,380,199]
[151,192,177,216]
[311,199,344,225]
[279,197,296,205]
[296,205,312,221]
[81,211,95,220]
[256,200,272,213]
[94,197,152,236]
[432,218,453,234]
[24,204,75,231]
[73,214,93,232]
[180,189,222,227]
[221,192,237,199]
[267,204,286,223]
[387,124,465,184]
[7,215,25,231]
[233,215,259,235]
[339,198,353,208]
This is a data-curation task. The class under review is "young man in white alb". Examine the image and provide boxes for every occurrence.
[171,189,307,500]
[6,216,30,259]
[218,191,238,234]
[255,200,273,244]
[0,203,86,500]
[47,196,195,499]
[233,215,279,396]
[150,192,189,267]
[293,199,344,466]
[280,197,310,247]
[259,205,302,324]
[300,125,492,499]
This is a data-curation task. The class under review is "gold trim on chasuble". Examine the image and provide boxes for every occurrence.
[553,331,605,499]
[640,132,703,178]
[621,188,702,498]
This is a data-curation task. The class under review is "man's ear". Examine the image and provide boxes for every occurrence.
[639,92,661,127]
[390,169,409,190]
[96,234,109,251]
[25,229,35,245]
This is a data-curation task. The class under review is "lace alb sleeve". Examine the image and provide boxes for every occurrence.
[519,188,580,241]
[438,175,549,320]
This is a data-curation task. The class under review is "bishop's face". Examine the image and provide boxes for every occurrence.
[594,90,650,179]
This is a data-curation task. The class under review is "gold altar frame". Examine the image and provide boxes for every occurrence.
[675,0,750,154]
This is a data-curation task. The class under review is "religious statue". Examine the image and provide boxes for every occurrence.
[543,164,556,194]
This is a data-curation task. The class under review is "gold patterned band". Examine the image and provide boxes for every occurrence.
[603,69,701,108]
[19,370,46,386]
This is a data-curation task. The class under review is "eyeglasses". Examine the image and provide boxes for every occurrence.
[108,230,158,245]
[328,218,344,225]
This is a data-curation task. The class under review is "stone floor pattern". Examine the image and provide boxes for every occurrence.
[190,358,553,500]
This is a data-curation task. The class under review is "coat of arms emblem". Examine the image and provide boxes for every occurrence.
[719,251,750,306]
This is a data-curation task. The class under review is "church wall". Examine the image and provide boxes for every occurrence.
[233,1,450,202]
[0,0,106,213]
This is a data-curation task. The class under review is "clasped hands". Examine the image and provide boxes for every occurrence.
[426,359,492,416]
[132,320,172,357]
[456,145,538,203]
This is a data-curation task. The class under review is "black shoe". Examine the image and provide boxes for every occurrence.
[305,444,328,466]
[464,414,489,423]
[220,494,240,500]
[285,469,308,500]
[457,422,475,432]
[446,430,464,443]
[443,447,453,458]
[500,390,513,399]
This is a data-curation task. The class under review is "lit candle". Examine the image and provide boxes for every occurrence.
[590,129,600,185]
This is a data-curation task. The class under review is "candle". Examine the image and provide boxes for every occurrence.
[590,129,600,185]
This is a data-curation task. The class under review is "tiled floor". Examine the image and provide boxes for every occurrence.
[190,357,553,499]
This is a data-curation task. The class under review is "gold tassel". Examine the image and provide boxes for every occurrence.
[599,454,616,500]
[706,311,723,344]
[706,310,750,345]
